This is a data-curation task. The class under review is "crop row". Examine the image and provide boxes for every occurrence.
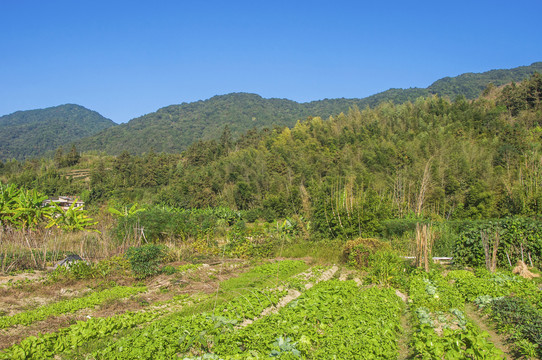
[0,261,309,360]
[93,288,287,359]
[409,272,504,359]
[207,279,405,359]
[447,269,542,358]
[446,269,542,304]
[90,261,310,359]
[0,285,147,329]
[0,295,199,360]
[0,309,159,360]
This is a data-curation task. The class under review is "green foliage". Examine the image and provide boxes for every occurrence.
[269,336,301,358]
[0,285,146,329]
[92,280,291,359]
[125,244,166,279]
[409,272,505,359]
[177,263,202,273]
[409,272,465,312]
[498,73,542,116]
[160,264,177,275]
[490,297,542,357]
[0,183,54,229]
[364,250,408,288]
[0,308,160,360]
[343,237,392,268]
[47,256,131,281]
[429,62,542,100]
[46,200,99,232]
[107,202,145,217]
[4,72,542,246]
[312,185,391,240]
[71,63,542,157]
[446,268,542,307]
[412,323,505,359]
[212,281,404,359]
[0,104,115,161]
[452,218,542,268]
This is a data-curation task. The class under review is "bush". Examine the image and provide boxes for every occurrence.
[161,265,177,275]
[125,244,166,279]
[47,255,131,282]
[343,238,392,268]
[490,296,542,356]
[453,218,542,268]
[365,250,408,288]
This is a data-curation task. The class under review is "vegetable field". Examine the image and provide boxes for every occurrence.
[1,259,541,359]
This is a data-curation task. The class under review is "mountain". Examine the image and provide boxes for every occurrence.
[75,62,542,156]
[427,62,542,99]
[0,104,116,161]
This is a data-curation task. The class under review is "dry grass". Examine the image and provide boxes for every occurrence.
[0,215,146,273]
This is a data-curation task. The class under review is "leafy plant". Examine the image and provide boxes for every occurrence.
[364,250,407,288]
[269,336,300,357]
[0,285,146,329]
[125,244,166,279]
[46,200,99,232]
[108,203,145,217]
[343,237,392,268]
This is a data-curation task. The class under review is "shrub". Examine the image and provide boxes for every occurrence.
[490,296,542,356]
[47,255,131,282]
[125,244,166,279]
[365,250,408,288]
[161,265,177,275]
[453,218,542,268]
[343,238,392,268]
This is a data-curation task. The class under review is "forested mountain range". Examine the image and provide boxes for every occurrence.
[75,62,542,156]
[1,62,541,160]
[0,104,115,160]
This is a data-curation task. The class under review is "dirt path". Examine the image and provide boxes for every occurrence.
[465,303,513,358]
[398,310,412,360]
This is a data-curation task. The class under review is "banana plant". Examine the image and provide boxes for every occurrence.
[11,189,53,229]
[0,183,20,226]
[47,200,99,233]
[108,203,145,218]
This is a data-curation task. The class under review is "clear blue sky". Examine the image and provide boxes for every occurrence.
[1,0,541,123]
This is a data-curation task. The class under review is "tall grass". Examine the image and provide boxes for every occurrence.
[0,214,142,273]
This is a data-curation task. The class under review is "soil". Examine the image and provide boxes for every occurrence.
[0,271,46,285]
[0,260,250,350]
[0,280,94,317]
[398,310,413,360]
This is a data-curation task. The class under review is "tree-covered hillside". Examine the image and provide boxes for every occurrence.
[0,104,116,161]
[427,61,542,99]
[75,62,542,156]
[4,74,542,240]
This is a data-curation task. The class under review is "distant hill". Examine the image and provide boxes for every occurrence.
[0,104,116,160]
[427,62,542,99]
[4,62,541,159]
[76,62,542,156]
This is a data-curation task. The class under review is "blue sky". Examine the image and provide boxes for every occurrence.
[1,0,541,123]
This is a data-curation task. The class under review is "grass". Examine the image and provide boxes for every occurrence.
[275,239,344,264]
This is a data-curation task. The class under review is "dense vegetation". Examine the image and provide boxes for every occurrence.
[3,74,542,242]
[73,62,542,155]
[2,65,542,359]
[0,104,116,161]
